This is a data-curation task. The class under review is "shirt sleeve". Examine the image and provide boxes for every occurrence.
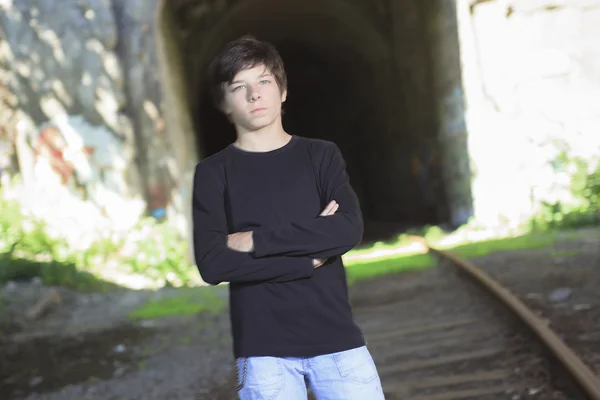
[252,142,364,259]
[192,162,315,285]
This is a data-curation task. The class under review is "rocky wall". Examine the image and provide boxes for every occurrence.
[390,0,474,227]
[0,0,173,247]
[458,0,600,226]
[427,0,475,227]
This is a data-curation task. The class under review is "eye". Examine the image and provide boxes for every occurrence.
[260,80,270,84]
[232,85,245,92]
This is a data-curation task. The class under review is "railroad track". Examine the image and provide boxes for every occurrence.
[350,238,600,400]
[210,239,600,399]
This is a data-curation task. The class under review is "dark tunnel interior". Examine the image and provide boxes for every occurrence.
[196,38,376,214]
[186,7,451,243]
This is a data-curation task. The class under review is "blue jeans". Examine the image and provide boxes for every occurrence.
[235,345,385,399]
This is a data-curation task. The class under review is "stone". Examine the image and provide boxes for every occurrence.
[25,288,62,320]
[113,344,126,353]
[113,366,126,378]
[29,376,43,387]
[574,304,591,311]
[548,287,572,303]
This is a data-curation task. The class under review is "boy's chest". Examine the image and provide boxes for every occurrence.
[224,156,323,231]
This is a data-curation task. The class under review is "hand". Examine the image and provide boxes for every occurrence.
[227,231,254,252]
[320,200,339,217]
[313,201,337,268]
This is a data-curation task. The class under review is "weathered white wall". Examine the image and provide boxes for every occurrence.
[2,0,599,249]
[0,0,172,246]
[457,0,600,226]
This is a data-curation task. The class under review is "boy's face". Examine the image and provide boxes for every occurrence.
[220,64,287,132]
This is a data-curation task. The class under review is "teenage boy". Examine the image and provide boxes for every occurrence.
[192,35,385,399]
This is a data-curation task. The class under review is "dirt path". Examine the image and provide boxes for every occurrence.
[344,265,574,399]
[1,228,598,399]
[470,228,600,378]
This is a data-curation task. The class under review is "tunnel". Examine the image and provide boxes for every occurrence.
[155,0,474,244]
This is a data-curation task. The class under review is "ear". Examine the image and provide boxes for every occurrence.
[220,102,231,115]
[281,89,287,103]
[218,84,231,113]
[219,95,232,115]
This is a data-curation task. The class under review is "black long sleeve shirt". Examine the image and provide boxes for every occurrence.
[192,135,366,358]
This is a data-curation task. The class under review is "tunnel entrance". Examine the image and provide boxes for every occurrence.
[196,36,388,238]
[155,0,473,245]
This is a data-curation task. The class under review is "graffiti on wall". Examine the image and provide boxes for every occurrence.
[32,125,94,187]
[22,115,139,220]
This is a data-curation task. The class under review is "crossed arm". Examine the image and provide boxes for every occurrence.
[193,164,319,286]
[228,199,340,266]
[192,143,363,285]
[227,143,364,262]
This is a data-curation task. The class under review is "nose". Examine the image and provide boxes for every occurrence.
[248,87,261,102]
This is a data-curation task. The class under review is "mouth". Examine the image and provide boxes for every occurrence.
[250,108,267,114]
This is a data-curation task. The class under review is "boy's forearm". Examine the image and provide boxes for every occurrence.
[193,164,315,285]
[249,183,364,259]
[229,143,364,259]
[194,236,315,285]
[250,209,363,259]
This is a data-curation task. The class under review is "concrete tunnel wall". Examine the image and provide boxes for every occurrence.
[155,0,474,244]
[1,0,599,258]
[0,0,503,258]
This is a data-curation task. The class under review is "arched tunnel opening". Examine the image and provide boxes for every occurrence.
[156,0,473,245]
[196,36,396,239]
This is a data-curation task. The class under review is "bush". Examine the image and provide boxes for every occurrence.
[530,153,600,230]
[0,186,198,291]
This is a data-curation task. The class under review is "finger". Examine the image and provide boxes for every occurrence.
[326,201,338,214]
[325,203,339,216]
[324,200,336,214]
[320,200,336,216]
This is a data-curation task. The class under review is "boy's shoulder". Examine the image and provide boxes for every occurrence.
[193,146,230,179]
[296,135,339,156]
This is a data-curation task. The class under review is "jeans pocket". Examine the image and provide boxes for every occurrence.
[236,356,285,400]
[333,346,378,384]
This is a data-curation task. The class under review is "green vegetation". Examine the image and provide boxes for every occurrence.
[440,231,563,259]
[345,253,435,284]
[0,149,598,305]
[529,150,600,231]
[128,287,226,320]
[343,230,561,281]
[343,152,599,280]
[0,255,119,292]
[0,192,122,292]
[0,184,198,291]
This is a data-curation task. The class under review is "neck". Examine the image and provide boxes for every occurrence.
[233,117,291,152]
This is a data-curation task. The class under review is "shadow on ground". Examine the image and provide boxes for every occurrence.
[0,323,155,398]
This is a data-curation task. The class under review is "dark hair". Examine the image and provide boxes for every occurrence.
[207,35,287,109]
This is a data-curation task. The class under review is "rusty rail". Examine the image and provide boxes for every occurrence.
[415,237,600,400]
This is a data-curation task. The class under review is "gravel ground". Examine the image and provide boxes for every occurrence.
[469,227,600,377]
[0,227,597,399]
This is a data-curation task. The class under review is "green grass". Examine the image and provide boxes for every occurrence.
[343,228,595,283]
[441,228,596,259]
[125,227,595,318]
[440,231,562,259]
[0,255,120,292]
[349,226,445,258]
[345,253,435,283]
[128,287,226,320]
